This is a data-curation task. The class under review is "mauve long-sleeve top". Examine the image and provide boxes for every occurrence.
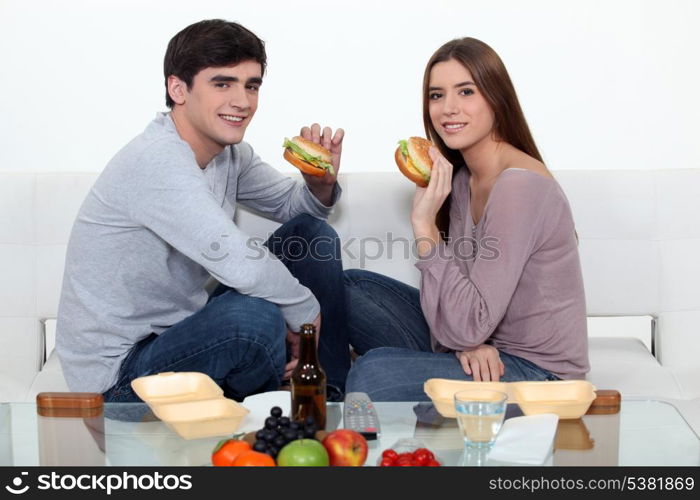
[415,167,589,379]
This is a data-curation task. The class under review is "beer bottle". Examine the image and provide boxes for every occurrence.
[290,323,327,429]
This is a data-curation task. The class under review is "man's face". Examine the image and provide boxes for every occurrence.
[178,60,262,151]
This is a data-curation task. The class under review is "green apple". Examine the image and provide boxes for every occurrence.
[277,439,329,467]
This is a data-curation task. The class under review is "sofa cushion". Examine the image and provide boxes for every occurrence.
[3,170,700,405]
[657,311,700,399]
[26,351,69,400]
[0,374,32,402]
[587,337,681,399]
[0,318,41,402]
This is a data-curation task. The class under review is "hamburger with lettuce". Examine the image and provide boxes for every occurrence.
[395,137,434,187]
[282,136,335,177]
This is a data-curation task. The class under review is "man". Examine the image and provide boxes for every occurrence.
[55,19,350,402]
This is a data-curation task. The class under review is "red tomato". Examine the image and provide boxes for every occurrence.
[380,458,395,467]
[412,448,431,466]
[396,456,413,466]
[381,449,399,462]
[426,459,441,467]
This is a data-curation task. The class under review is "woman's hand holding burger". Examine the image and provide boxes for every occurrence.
[411,147,453,257]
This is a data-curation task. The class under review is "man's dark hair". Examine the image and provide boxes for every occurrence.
[164,19,267,108]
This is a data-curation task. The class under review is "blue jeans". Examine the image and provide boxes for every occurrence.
[103,214,350,402]
[344,269,558,401]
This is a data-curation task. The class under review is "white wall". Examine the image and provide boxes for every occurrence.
[1,0,698,174]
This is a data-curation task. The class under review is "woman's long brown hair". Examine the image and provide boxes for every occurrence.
[422,38,543,238]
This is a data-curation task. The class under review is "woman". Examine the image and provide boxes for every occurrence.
[344,38,589,401]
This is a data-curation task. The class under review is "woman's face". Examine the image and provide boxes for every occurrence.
[428,59,496,153]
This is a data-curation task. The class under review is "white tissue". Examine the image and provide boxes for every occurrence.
[488,413,559,465]
[238,391,291,433]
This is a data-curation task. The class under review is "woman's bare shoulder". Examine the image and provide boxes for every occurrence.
[506,150,554,180]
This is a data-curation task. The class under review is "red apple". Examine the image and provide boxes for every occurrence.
[322,430,368,466]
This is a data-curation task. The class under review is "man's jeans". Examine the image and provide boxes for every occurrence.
[344,269,559,401]
[103,214,350,402]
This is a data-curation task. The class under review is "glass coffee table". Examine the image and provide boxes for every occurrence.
[1,399,698,466]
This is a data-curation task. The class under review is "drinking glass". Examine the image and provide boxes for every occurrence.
[454,389,507,448]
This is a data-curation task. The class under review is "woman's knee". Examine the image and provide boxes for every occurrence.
[347,348,431,401]
[346,348,395,387]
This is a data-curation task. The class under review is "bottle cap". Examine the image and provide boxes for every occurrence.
[300,323,316,334]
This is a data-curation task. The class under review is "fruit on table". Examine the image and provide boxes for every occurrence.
[322,429,368,466]
[412,447,435,466]
[379,447,440,467]
[277,439,330,466]
[243,429,328,446]
[242,406,327,459]
[211,439,251,466]
[232,450,277,467]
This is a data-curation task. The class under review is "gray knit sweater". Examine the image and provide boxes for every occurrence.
[56,113,338,392]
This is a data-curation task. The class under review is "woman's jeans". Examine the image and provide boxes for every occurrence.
[344,269,559,401]
[103,214,350,402]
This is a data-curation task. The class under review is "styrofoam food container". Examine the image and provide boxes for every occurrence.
[423,379,596,420]
[131,372,222,404]
[131,372,248,439]
[510,380,596,419]
[152,398,249,440]
[423,379,512,418]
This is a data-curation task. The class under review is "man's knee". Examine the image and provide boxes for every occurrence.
[223,295,287,378]
[240,296,285,344]
[343,268,373,286]
[287,213,338,240]
[274,215,340,264]
[213,292,285,346]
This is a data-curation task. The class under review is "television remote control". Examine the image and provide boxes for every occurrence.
[343,392,380,440]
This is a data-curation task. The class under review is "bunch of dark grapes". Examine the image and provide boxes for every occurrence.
[252,406,318,459]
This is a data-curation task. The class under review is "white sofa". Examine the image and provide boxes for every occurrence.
[1,170,699,430]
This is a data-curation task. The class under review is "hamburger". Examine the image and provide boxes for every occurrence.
[282,136,335,177]
[395,137,434,187]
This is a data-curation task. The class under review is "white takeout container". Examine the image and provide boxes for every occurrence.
[131,372,249,439]
[424,378,596,420]
[510,380,597,419]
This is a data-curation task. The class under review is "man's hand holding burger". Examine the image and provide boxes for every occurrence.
[284,123,344,206]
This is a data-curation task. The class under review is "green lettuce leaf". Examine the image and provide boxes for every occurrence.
[283,138,335,175]
[397,139,430,183]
